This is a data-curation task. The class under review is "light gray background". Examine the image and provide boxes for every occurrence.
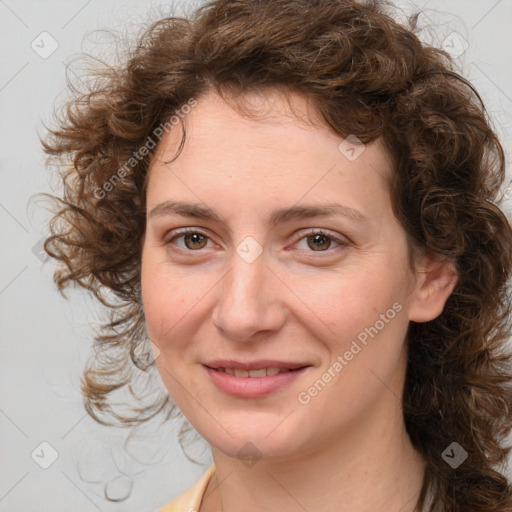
[1,1,512,511]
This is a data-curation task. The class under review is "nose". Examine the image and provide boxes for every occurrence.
[211,248,286,342]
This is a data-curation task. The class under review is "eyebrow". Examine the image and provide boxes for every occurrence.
[148,200,369,225]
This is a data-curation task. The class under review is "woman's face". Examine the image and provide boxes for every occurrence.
[141,89,443,462]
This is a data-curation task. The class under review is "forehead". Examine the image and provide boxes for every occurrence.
[146,89,393,221]
[154,88,337,160]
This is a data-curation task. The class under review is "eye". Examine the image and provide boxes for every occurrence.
[294,229,348,253]
[164,229,214,251]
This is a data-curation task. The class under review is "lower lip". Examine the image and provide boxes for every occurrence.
[204,366,310,398]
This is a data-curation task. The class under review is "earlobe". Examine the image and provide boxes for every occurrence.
[408,253,459,323]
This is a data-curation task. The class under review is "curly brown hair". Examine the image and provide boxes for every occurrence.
[39,0,512,510]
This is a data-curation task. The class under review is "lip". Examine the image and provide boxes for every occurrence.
[204,359,308,371]
[203,363,311,398]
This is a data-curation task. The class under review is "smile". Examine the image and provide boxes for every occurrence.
[203,365,311,398]
[214,367,293,377]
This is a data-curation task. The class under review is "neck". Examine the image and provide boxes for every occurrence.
[200,387,426,512]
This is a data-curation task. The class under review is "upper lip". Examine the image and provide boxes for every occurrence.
[204,359,310,371]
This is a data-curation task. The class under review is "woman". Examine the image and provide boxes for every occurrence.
[41,0,512,510]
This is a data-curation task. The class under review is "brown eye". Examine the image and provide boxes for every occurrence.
[295,229,346,253]
[306,233,333,251]
[165,229,213,252]
[183,232,208,250]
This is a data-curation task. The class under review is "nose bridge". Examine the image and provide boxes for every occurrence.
[212,246,283,340]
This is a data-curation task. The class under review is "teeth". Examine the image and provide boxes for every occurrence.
[217,367,291,377]
[248,368,266,377]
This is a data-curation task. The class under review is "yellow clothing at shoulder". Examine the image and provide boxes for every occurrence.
[159,465,215,512]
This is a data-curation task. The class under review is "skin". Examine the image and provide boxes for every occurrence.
[141,88,458,512]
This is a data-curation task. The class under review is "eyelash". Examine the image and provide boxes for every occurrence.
[163,228,348,256]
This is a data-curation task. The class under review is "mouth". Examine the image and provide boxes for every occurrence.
[205,366,307,378]
[203,361,312,398]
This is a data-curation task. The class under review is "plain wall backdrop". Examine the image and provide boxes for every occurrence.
[1,1,512,511]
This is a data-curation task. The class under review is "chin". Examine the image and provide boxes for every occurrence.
[199,420,311,463]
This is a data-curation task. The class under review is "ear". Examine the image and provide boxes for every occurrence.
[408,250,459,323]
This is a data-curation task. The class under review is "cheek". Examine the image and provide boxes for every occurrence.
[141,277,184,348]
[298,272,409,414]
[141,250,176,343]
[141,266,194,398]
[289,262,406,343]
[141,251,211,357]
